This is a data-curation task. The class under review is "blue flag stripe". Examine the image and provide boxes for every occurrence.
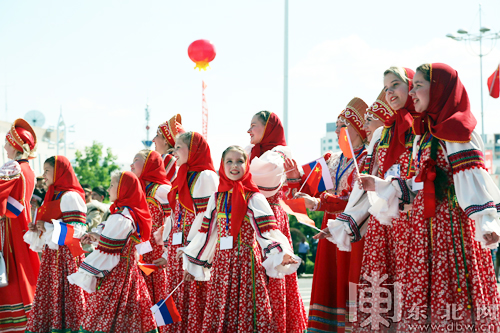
[159,300,174,325]
[58,223,68,245]
[6,201,22,216]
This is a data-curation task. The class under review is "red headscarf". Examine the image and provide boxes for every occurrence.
[43,156,85,204]
[382,67,416,175]
[412,63,476,142]
[168,132,215,214]
[218,154,260,240]
[139,150,171,191]
[110,171,152,241]
[249,112,287,161]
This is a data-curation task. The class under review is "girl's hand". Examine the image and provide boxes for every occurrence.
[313,228,331,240]
[294,192,317,210]
[484,232,499,246]
[36,220,46,233]
[153,258,168,269]
[284,158,300,179]
[358,175,377,191]
[281,253,299,266]
[176,250,184,260]
[28,222,38,232]
[183,270,195,282]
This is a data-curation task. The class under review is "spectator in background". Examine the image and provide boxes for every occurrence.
[83,185,110,253]
[81,183,92,204]
[297,238,310,276]
[91,186,106,202]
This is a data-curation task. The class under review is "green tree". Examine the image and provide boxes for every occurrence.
[288,210,324,265]
[73,141,120,189]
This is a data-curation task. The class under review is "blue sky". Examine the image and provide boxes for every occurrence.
[1,0,500,168]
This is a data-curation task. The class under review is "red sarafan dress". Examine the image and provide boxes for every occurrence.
[248,112,307,332]
[162,132,219,333]
[183,159,301,332]
[68,171,157,333]
[138,151,171,311]
[23,156,87,333]
[0,160,40,333]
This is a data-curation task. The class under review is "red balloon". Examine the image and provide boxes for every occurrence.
[188,39,216,71]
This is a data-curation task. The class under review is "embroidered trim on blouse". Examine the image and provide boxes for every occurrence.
[448,149,485,174]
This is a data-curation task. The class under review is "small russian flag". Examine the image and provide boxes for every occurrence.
[150,297,181,326]
[51,220,75,246]
[6,196,24,218]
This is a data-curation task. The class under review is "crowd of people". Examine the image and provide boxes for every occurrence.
[0,62,500,333]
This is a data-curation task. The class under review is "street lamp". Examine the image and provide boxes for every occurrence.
[446,4,500,142]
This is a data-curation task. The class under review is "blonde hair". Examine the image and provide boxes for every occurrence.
[253,111,271,125]
[222,145,248,162]
[384,66,411,85]
[136,149,150,161]
[176,131,192,147]
[110,170,122,182]
[416,63,431,82]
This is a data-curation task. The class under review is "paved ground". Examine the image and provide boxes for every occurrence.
[298,275,313,313]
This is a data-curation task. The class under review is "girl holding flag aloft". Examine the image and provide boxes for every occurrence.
[153,131,218,333]
[24,156,87,333]
[153,114,185,182]
[182,145,301,332]
[68,171,157,332]
[130,149,171,311]
[288,98,368,332]
[246,110,308,332]
[0,118,40,333]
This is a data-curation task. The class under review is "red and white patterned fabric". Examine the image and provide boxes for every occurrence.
[68,208,157,333]
[183,191,300,332]
[161,170,218,333]
[24,189,87,333]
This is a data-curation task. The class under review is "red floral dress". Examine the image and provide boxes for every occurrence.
[183,191,301,332]
[397,132,500,331]
[24,190,87,333]
[161,170,218,333]
[354,126,415,332]
[0,160,40,333]
[68,208,158,333]
[142,183,170,309]
[267,189,308,332]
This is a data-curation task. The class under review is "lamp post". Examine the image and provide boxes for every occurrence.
[283,0,289,143]
[446,4,500,142]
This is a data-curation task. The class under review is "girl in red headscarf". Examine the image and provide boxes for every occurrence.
[388,63,499,329]
[24,155,87,333]
[288,98,369,332]
[68,171,157,332]
[153,131,218,333]
[130,149,171,313]
[0,118,40,333]
[182,145,300,332]
[246,110,308,332]
[153,114,185,182]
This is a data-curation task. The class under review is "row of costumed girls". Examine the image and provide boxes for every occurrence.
[1,62,500,333]
[0,110,308,332]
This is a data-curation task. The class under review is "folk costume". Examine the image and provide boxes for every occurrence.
[24,156,87,333]
[247,112,308,332]
[138,151,171,310]
[182,157,301,332]
[370,64,500,329]
[304,98,368,333]
[158,114,185,182]
[0,119,40,333]
[68,171,157,333]
[161,132,219,333]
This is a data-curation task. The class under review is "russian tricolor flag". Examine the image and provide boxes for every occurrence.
[6,196,24,218]
[151,297,181,326]
[51,220,75,246]
[302,157,334,195]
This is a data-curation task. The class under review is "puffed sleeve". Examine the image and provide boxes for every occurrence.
[67,209,135,293]
[188,170,219,242]
[182,193,219,281]
[0,161,22,216]
[447,131,500,249]
[248,193,301,278]
[249,145,291,198]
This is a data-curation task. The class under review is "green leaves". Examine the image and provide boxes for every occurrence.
[73,141,120,190]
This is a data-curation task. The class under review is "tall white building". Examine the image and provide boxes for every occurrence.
[320,122,341,155]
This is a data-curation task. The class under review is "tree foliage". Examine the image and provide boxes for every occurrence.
[288,210,324,264]
[73,141,120,188]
